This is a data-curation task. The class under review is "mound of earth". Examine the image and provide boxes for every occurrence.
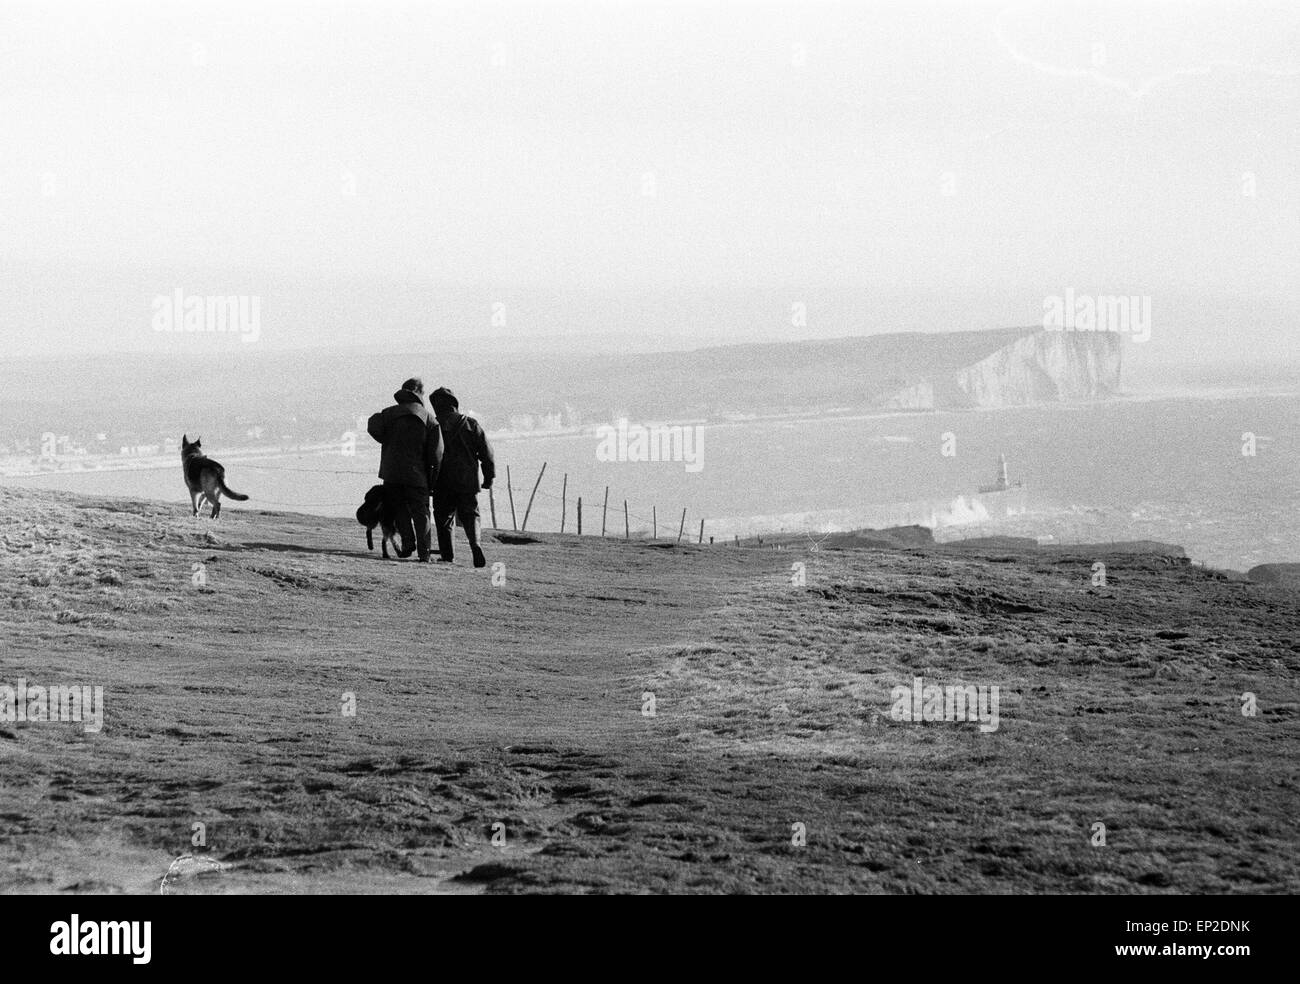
[1247,563,1300,589]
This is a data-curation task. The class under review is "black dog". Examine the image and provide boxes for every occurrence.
[356,485,413,559]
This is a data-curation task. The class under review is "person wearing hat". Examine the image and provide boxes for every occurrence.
[429,386,495,567]
[366,377,443,561]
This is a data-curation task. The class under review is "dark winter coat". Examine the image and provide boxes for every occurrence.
[434,412,495,494]
[367,390,443,490]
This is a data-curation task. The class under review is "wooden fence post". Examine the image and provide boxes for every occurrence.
[601,486,609,537]
[577,497,582,536]
[652,506,657,539]
[624,500,629,540]
[521,461,546,532]
[698,519,704,544]
[506,466,517,531]
[677,508,686,543]
[561,473,567,533]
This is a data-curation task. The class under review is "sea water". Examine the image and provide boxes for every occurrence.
[4,394,1296,571]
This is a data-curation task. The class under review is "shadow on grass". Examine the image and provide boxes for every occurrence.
[221,540,393,561]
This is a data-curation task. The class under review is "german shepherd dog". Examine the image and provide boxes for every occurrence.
[181,436,249,518]
[356,484,413,559]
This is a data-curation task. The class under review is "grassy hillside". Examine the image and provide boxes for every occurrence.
[1,486,1296,894]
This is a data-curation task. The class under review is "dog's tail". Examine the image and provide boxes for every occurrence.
[218,479,249,501]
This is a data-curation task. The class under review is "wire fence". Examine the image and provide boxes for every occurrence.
[12,455,714,540]
[232,458,691,535]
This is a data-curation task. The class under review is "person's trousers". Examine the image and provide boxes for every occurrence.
[386,483,433,561]
[432,489,482,562]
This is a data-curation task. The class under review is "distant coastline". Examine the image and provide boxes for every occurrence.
[3,384,1294,480]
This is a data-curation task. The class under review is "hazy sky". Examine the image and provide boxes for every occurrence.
[1,0,1297,356]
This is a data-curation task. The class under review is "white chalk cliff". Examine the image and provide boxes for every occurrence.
[881,329,1122,410]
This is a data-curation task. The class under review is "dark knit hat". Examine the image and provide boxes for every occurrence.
[400,377,425,397]
[430,386,458,410]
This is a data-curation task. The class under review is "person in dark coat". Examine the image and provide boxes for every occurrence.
[366,377,443,561]
[429,386,494,567]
